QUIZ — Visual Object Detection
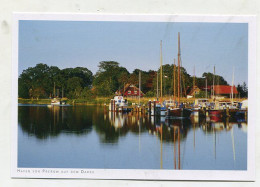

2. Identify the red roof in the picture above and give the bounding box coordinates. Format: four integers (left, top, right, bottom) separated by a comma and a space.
115, 84, 144, 97
213, 85, 238, 95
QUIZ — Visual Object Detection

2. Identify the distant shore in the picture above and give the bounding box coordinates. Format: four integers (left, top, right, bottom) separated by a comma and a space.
18, 97, 247, 106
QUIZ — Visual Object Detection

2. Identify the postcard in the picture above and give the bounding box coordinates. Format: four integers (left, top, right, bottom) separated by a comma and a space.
11, 13, 256, 180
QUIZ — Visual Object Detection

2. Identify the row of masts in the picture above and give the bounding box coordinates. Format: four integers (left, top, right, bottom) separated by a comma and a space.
155, 32, 235, 105
156, 32, 182, 104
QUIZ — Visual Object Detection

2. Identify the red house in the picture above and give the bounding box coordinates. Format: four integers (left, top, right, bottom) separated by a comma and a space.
213, 85, 238, 98
115, 84, 144, 98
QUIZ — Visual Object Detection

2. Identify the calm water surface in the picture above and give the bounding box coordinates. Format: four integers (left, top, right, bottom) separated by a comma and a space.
18, 104, 247, 170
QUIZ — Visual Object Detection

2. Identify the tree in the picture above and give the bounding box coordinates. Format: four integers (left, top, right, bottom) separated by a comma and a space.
237, 82, 248, 98
67, 77, 83, 99
31, 87, 46, 100
18, 63, 94, 99
18, 63, 50, 99
202, 72, 228, 86
94, 80, 113, 96
81, 87, 95, 99
18, 76, 30, 98
93, 61, 129, 96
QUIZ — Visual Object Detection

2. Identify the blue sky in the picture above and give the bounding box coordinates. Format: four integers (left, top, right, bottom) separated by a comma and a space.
19, 20, 248, 85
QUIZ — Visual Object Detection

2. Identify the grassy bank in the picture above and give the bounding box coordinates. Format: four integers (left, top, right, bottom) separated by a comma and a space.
18, 98, 52, 105
18, 98, 111, 105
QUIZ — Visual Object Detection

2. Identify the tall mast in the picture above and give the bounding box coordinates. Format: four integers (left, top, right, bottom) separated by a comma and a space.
157, 70, 159, 101
139, 70, 141, 106
213, 65, 215, 99
178, 32, 181, 104
193, 65, 195, 99
206, 78, 207, 99
173, 58, 176, 102
160, 40, 163, 99
231, 67, 234, 104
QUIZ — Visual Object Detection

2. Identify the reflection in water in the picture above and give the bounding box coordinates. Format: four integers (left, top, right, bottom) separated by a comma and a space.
18, 105, 93, 139
18, 105, 247, 170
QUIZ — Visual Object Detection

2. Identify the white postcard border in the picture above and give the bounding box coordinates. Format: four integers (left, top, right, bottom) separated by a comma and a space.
11, 13, 256, 181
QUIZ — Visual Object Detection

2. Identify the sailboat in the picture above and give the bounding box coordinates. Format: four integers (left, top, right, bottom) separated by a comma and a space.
150, 40, 167, 116
166, 32, 192, 118
208, 66, 225, 121
228, 68, 240, 117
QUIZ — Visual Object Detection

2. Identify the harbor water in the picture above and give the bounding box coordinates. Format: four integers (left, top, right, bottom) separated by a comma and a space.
18, 104, 247, 170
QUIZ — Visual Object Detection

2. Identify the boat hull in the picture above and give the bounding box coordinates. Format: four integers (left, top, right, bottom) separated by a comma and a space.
166, 108, 192, 118
209, 109, 224, 122
51, 102, 61, 105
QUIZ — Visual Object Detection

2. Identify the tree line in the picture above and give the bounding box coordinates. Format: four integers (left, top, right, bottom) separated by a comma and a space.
18, 61, 248, 99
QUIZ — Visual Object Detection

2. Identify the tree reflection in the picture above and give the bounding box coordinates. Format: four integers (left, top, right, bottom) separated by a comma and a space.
18, 105, 92, 139
19, 105, 246, 145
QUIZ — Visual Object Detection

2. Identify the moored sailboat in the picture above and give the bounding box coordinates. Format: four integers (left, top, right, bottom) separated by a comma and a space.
166, 32, 192, 118
150, 40, 167, 116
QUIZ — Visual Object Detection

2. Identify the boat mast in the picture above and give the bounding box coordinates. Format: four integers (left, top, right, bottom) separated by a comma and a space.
193, 65, 195, 99
213, 65, 215, 99
178, 32, 181, 104
173, 58, 176, 102
139, 70, 141, 106
157, 70, 159, 101
160, 40, 163, 99
206, 78, 207, 99
231, 67, 234, 105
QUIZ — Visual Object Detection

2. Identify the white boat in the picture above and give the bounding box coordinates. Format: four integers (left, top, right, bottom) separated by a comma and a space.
51, 98, 61, 105
109, 96, 128, 112
194, 98, 209, 109
164, 100, 175, 108
241, 100, 248, 110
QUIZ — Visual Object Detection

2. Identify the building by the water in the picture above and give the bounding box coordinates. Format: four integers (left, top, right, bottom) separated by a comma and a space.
115, 84, 144, 98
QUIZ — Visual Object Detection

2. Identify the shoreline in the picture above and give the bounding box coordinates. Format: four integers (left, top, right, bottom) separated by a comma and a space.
18, 97, 247, 106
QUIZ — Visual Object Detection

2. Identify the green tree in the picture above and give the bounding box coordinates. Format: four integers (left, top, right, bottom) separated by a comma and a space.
18, 63, 93, 99
67, 77, 83, 99
202, 72, 228, 86
93, 61, 129, 96
94, 80, 113, 96
81, 87, 95, 100
18, 63, 50, 98
31, 87, 46, 100
237, 82, 248, 98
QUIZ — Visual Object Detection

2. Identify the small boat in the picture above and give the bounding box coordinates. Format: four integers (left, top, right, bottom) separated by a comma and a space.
150, 101, 166, 116
109, 96, 128, 112
209, 109, 224, 122
164, 100, 176, 108
192, 99, 210, 117
236, 99, 248, 119
51, 98, 61, 105
51, 97, 67, 106
166, 107, 192, 118
208, 101, 224, 121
